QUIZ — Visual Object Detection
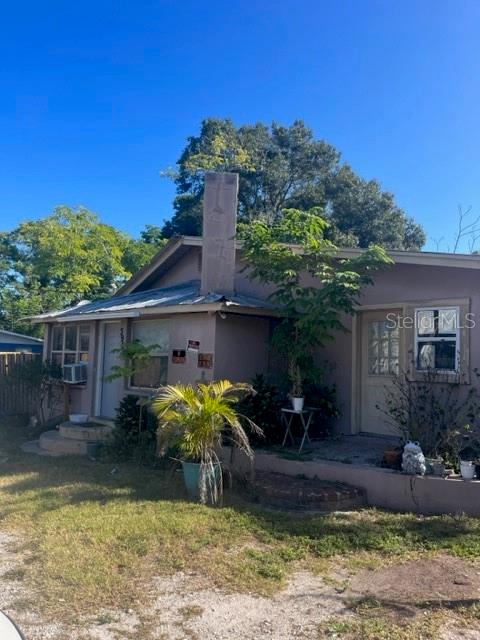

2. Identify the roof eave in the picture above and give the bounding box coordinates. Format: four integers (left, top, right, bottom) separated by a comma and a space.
34, 300, 279, 323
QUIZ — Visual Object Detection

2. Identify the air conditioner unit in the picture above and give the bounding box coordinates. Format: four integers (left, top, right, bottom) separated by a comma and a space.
63, 363, 87, 384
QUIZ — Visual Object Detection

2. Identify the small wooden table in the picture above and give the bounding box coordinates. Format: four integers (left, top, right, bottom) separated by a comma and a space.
281, 407, 318, 453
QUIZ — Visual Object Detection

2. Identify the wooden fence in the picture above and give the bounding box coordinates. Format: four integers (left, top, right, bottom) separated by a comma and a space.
0, 352, 42, 415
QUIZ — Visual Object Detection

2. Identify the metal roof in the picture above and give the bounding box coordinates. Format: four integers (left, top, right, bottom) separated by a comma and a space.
30, 280, 277, 322
0, 329, 43, 343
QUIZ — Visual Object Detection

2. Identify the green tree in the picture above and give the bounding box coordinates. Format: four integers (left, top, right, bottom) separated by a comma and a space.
239, 207, 393, 395
163, 118, 425, 250
0, 206, 166, 334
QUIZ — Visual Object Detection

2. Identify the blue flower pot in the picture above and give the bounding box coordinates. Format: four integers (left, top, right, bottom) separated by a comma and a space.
181, 460, 222, 502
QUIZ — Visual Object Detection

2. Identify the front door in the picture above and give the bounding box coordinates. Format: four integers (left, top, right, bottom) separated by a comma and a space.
359, 309, 403, 436
97, 322, 123, 419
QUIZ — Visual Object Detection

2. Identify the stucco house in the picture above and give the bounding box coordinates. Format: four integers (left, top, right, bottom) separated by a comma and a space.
31, 172, 480, 436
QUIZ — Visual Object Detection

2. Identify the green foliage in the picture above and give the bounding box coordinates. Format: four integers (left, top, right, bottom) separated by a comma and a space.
236, 375, 284, 446
303, 381, 340, 437
104, 340, 160, 382
103, 395, 158, 464
153, 380, 260, 503
163, 118, 426, 250
237, 375, 340, 446
380, 368, 480, 462
240, 207, 393, 395
0, 206, 166, 333
7, 359, 63, 424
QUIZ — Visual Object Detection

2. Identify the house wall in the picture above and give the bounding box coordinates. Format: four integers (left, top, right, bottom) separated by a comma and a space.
144, 248, 480, 435
214, 314, 270, 382
151, 248, 201, 289
167, 312, 216, 385
322, 263, 480, 434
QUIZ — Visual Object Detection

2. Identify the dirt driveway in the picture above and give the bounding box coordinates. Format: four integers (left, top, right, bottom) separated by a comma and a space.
1, 530, 479, 640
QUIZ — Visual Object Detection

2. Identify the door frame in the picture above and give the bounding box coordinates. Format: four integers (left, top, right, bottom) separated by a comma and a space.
350, 303, 405, 434
94, 320, 121, 418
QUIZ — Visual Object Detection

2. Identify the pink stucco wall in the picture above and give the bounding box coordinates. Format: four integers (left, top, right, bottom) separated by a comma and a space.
214, 314, 270, 382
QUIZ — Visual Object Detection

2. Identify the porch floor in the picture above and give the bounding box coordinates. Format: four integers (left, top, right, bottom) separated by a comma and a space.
277, 434, 401, 467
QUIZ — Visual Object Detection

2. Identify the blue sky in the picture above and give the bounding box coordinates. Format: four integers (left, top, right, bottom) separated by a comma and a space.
1, 0, 479, 251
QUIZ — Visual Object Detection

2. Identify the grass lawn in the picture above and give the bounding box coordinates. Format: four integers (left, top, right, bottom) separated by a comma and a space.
0, 422, 480, 638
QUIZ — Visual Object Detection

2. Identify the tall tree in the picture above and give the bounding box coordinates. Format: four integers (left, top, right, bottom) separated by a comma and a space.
163, 118, 426, 250
0, 206, 165, 334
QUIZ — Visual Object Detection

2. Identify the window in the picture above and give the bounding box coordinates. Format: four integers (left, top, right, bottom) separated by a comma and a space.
51, 324, 90, 366
130, 320, 169, 389
368, 321, 399, 375
415, 307, 459, 372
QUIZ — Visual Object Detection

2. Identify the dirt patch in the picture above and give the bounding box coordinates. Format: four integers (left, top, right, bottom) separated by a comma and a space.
348, 554, 480, 619
2, 533, 480, 639
85, 570, 349, 639
0, 532, 69, 639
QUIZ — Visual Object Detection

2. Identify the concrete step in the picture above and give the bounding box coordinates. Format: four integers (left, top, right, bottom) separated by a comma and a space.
58, 421, 113, 442
38, 430, 91, 455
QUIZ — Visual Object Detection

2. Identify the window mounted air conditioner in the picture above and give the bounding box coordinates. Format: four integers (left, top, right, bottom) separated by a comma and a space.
63, 363, 87, 384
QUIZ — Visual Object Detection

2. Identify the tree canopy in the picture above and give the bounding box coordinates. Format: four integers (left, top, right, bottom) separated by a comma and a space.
239, 207, 394, 391
163, 118, 425, 250
0, 207, 165, 335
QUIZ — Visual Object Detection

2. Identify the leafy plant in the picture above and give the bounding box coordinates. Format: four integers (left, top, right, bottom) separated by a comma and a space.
380, 367, 480, 464
7, 359, 63, 425
236, 374, 284, 446
104, 340, 160, 382
240, 207, 392, 396
303, 381, 340, 438
152, 380, 260, 503
0, 206, 166, 334
103, 395, 159, 464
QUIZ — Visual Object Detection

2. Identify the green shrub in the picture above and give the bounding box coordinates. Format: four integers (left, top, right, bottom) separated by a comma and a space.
103, 395, 158, 465
303, 381, 340, 438
237, 375, 340, 446
236, 375, 284, 446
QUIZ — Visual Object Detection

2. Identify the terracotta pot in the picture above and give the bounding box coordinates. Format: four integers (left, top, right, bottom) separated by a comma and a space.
383, 448, 403, 469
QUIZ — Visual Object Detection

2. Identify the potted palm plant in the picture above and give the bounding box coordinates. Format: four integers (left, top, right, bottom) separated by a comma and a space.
152, 380, 260, 504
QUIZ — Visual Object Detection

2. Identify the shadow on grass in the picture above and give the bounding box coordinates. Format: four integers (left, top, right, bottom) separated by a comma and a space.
348, 594, 480, 620
1, 424, 479, 561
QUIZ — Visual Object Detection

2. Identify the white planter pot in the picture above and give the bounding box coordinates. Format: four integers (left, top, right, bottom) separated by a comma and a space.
69, 413, 89, 424
460, 460, 476, 480
292, 397, 305, 411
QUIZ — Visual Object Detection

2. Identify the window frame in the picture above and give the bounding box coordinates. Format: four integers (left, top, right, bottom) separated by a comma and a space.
414, 306, 460, 373
50, 324, 91, 367
367, 319, 400, 377
127, 319, 169, 391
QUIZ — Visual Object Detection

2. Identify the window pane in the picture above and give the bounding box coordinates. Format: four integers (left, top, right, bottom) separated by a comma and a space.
132, 320, 169, 354
51, 353, 63, 366
417, 310, 435, 336
438, 309, 457, 336
64, 353, 76, 365
52, 326, 63, 351
79, 326, 90, 352
417, 340, 456, 371
65, 326, 78, 352
79, 352, 89, 362
368, 321, 399, 376
131, 356, 168, 388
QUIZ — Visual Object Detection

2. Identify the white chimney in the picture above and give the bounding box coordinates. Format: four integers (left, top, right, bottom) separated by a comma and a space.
200, 172, 239, 295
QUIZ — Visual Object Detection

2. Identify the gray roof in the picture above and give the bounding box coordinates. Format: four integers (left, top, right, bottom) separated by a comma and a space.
31, 280, 277, 322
